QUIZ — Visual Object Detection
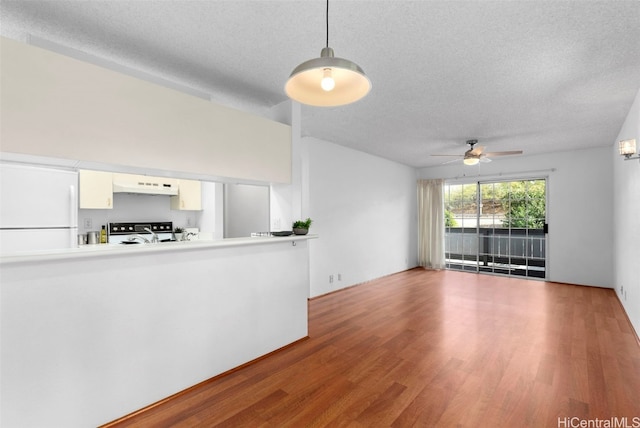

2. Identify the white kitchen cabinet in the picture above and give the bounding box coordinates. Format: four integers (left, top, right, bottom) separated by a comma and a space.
171, 179, 202, 211
79, 169, 113, 209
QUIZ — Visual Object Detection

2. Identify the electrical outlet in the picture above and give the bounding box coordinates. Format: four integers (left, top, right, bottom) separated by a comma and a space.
621, 286, 624, 294
187, 217, 192, 226
338, 273, 342, 281
83, 218, 92, 229
329, 275, 334, 284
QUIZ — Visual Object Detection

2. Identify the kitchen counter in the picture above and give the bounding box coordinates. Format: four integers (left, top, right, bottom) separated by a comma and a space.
1, 234, 315, 427
0, 234, 317, 264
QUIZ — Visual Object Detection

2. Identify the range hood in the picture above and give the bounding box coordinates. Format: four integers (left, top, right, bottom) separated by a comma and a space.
112, 175, 178, 196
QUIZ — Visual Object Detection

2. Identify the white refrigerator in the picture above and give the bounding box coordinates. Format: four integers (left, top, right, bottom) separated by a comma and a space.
0, 163, 78, 255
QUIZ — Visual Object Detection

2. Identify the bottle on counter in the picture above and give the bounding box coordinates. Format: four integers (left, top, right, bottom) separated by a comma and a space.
100, 225, 107, 244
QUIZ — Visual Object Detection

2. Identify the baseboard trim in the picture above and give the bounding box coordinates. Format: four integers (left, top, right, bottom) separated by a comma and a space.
99, 336, 309, 427
613, 292, 640, 348
309, 267, 421, 301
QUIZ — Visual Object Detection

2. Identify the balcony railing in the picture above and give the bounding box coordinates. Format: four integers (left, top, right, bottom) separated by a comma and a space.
445, 227, 546, 278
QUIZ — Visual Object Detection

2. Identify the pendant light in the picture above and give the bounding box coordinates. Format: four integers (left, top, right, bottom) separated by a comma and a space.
285, 0, 371, 107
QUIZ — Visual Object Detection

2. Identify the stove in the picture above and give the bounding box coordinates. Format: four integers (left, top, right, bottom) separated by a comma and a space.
108, 222, 174, 244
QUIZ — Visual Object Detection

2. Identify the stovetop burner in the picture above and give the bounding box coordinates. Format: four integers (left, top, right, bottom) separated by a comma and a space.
108, 222, 173, 244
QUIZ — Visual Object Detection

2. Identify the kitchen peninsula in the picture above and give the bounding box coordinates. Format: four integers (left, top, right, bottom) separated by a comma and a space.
1, 235, 316, 427
1, 36, 305, 428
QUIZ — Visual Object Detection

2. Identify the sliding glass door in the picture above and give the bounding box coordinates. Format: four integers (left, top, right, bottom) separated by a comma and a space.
444, 179, 547, 279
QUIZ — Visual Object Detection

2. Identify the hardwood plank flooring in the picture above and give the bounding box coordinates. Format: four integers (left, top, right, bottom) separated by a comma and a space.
105, 269, 640, 427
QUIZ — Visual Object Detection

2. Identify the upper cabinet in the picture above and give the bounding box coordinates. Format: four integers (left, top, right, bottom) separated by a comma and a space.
1, 37, 292, 184
79, 169, 201, 210
171, 179, 202, 211
79, 170, 113, 209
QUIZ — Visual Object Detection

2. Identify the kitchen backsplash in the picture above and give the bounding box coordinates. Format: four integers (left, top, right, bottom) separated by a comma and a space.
79, 193, 198, 233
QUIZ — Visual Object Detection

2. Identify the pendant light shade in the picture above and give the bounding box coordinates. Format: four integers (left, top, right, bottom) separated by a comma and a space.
286, 47, 371, 107
285, 0, 371, 107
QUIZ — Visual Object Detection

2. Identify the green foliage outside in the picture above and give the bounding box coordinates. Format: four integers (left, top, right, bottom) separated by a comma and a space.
499, 181, 545, 228
444, 180, 545, 229
447, 183, 478, 205
445, 210, 458, 227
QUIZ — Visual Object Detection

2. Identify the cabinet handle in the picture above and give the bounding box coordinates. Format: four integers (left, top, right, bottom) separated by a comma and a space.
107, 197, 111, 207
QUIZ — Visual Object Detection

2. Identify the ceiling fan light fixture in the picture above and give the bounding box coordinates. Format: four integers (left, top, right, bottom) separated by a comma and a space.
464, 157, 480, 166
431, 139, 523, 165
285, 0, 371, 107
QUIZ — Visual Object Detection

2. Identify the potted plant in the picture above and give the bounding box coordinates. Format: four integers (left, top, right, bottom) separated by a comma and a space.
173, 227, 185, 241
292, 218, 313, 235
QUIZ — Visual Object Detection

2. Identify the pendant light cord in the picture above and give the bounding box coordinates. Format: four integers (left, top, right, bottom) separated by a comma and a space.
325, 0, 329, 48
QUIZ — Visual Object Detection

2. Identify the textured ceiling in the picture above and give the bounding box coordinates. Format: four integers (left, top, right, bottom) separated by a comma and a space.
2, 1, 640, 168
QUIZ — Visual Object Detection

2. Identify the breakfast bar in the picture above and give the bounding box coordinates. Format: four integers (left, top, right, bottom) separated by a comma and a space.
0, 235, 316, 427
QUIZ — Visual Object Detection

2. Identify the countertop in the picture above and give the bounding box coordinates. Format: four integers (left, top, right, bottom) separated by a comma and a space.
0, 234, 318, 264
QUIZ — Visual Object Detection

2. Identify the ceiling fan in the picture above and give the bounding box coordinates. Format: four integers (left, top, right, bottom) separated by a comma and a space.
432, 139, 523, 165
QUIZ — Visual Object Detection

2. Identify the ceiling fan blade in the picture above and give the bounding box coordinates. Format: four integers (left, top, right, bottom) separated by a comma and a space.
441, 158, 462, 165
484, 150, 523, 157
469, 145, 485, 156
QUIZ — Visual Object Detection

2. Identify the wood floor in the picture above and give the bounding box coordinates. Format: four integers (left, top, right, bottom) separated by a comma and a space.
105, 269, 640, 427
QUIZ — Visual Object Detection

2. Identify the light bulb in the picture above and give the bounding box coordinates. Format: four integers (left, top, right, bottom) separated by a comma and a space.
321, 68, 335, 91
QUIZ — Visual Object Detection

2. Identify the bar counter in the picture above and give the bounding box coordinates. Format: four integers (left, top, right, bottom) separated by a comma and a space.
0, 235, 316, 427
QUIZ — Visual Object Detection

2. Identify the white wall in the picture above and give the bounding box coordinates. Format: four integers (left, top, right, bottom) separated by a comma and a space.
305, 137, 418, 297
613, 87, 640, 335
418, 146, 614, 288
196, 181, 222, 239
1, 37, 292, 184
269, 101, 303, 232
